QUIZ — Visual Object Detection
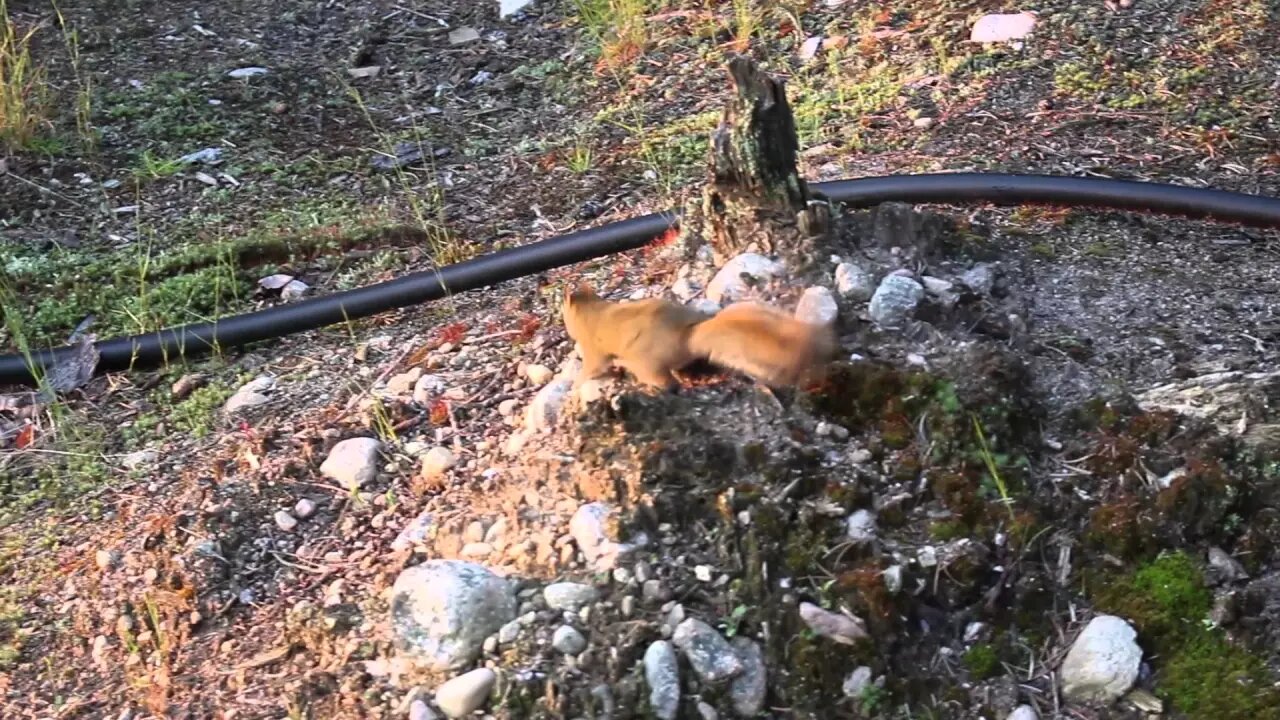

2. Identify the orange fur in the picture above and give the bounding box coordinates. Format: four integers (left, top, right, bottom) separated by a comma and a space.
562, 284, 837, 391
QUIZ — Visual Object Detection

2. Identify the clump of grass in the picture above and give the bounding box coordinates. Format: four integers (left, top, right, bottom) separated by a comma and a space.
567, 141, 593, 174
51, 0, 92, 150
962, 643, 1000, 679
133, 149, 185, 179
0, 0, 49, 151
574, 0, 649, 71
170, 383, 234, 438
731, 0, 759, 53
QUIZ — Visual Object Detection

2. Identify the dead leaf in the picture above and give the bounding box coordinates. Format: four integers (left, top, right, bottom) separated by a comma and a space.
45, 334, 99, 394
15, 424, 35, 449
225, 643, 295, 673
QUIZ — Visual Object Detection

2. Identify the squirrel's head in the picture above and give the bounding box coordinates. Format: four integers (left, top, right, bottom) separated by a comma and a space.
561, 282, 599, 342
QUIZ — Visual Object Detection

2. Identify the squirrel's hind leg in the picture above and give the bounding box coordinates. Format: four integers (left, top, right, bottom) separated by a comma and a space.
630, 364, 681, 394
578, 345, 614, 381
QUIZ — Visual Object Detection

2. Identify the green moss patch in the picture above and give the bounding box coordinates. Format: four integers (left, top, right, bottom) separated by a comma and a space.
1092, 552, 1280, 719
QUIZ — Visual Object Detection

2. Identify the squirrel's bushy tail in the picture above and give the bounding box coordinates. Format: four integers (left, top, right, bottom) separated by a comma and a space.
686, 302, 837, 387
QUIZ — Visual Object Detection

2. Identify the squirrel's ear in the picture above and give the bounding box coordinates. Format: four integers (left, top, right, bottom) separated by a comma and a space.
566, 282, 596, 305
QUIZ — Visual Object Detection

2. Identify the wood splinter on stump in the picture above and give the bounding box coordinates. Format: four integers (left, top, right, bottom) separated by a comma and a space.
695, 55, 832, 266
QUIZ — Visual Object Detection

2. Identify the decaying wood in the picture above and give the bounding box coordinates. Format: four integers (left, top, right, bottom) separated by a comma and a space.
672, 55, 833, 270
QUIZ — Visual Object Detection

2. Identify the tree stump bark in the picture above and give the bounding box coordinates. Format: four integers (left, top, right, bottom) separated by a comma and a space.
674, 55, 831, 270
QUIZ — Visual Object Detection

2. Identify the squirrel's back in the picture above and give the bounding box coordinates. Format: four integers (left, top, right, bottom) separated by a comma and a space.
687, 302, 837, 387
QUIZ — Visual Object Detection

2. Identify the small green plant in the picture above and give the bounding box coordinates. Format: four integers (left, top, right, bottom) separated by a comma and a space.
722, 604, 749, 638
170, 383, 234, 438
860, 683, 888, 714
972, 416, 1016, 521
367, 396, 398, 445
134, 149, 185, 179
567, 141, 593, 174
962, 643, 1000, 679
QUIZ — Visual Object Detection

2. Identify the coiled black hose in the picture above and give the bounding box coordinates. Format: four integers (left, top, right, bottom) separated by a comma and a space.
4, 172, 1280, 387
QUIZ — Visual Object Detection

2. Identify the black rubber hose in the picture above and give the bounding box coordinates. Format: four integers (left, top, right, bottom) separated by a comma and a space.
4, 172, 1280, 387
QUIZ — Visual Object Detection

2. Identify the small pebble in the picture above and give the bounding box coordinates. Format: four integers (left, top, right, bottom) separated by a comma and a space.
552, 625, 588, 655
274, 511, 298, 532
434, 668, 496, 718
293, 498, 316, 519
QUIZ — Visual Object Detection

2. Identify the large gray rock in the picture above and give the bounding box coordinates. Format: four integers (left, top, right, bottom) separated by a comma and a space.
1060, 615, 1141, 703
390, 560, 517, 671
672, 618, 743, 683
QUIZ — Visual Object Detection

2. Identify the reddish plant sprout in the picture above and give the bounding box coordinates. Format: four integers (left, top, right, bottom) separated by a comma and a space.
516, 315, 542, 343
436, 322, 468, 346
428, 400, 450, 426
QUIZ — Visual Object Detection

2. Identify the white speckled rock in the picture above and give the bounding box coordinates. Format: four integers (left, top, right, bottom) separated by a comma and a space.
390, 560, 517, 671
1060, 615, 1141, 703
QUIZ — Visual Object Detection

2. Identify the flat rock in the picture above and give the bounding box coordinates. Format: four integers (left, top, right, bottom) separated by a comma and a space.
842, 666, 873, 698
543, 582, 599, 611
672, 618, 743, 683
223, 390, 269, 415
390, 560, 517, 671
970, 12, 1037, 43
435, 667, 495, 718
387, 367, 423, 395
227, 66, 268, 78
798, 602, 868, 645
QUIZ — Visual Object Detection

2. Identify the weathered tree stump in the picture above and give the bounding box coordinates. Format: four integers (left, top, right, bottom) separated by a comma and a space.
673, 55, 832, 270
